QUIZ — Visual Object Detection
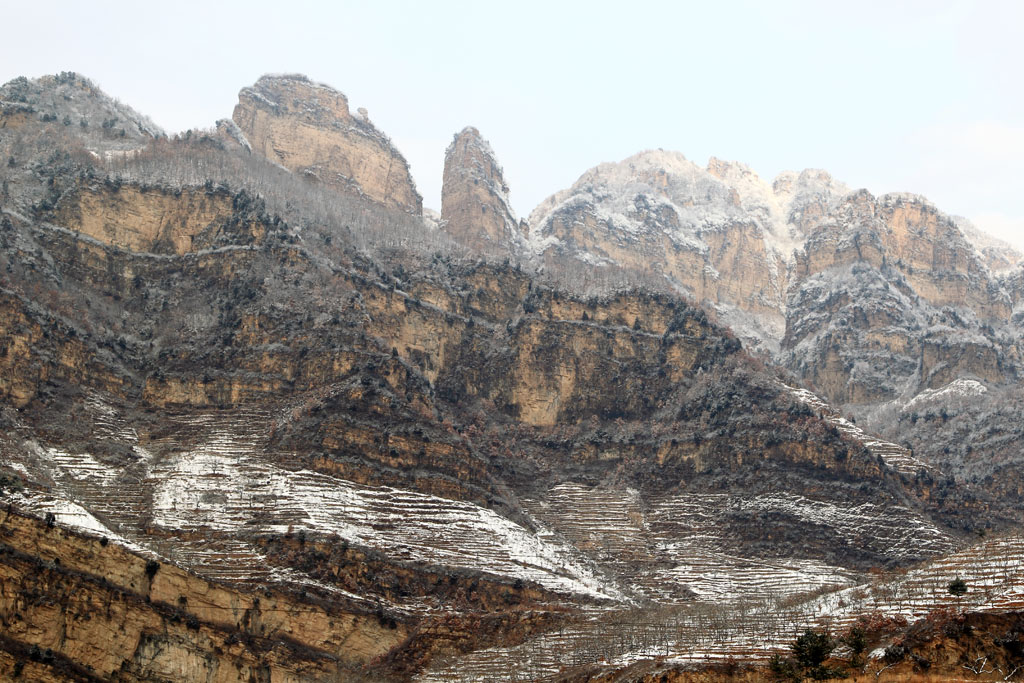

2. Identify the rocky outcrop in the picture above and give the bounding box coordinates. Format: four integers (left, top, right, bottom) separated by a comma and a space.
0, 72, 159, 144
53, 184, 273, 255
0, 509, 405, 682
441, 126, 523, 253
782, 190, 1020, 407
529, 151, 803, 352
232, 74, 422, 213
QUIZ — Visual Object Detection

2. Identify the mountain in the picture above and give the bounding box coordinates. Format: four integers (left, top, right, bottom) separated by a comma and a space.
507, 144, 1023, 515
0, 72, 1022, 681
232, 74, 422, 213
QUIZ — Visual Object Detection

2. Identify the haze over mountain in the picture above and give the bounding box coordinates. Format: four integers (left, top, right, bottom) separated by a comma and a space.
1, 69, 1023, 681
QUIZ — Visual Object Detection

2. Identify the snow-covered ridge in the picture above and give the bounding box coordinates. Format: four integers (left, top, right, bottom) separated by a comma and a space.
903, 378, 988, 411
784, 384, 937, 475
526, 149, 849, 261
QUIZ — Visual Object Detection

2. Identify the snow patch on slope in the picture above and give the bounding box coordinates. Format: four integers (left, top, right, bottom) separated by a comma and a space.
150, 448, 622, 601
785, 384, 938, 475
903, 378, 988, 411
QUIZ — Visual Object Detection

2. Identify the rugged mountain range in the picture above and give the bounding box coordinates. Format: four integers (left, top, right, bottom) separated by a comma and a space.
0, 72, 1022, 681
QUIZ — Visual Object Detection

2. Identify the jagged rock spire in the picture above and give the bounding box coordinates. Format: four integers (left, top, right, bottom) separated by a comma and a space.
441, 126, 523, 253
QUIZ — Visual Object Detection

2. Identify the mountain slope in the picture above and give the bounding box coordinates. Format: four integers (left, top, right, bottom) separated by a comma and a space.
0, 71, 1018, 680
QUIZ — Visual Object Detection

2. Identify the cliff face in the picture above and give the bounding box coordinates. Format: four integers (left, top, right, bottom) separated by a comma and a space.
53, 184, 271, 255
876, 195, 1008, 318
0, 509, 407, 682
441, 127, 523, 253
232, 74, 422, 213
2, 70, 1022, 679
528, 152, 809, 352
782, 190, 1020, 408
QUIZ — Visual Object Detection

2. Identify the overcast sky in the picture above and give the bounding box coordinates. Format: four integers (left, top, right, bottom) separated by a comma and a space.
2, 0, 1022, 248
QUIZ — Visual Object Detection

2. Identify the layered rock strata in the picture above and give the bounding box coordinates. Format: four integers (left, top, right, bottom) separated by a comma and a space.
232, 74, 422, 213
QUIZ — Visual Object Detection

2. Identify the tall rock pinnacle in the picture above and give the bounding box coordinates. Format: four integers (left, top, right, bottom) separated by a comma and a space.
441, 126, 523, 253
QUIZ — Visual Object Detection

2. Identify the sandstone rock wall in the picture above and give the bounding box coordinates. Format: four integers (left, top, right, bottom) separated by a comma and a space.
441, 126, 521, 252
0, 509, 404, 682
54, 185, 264, 255
232, 74, 422, 213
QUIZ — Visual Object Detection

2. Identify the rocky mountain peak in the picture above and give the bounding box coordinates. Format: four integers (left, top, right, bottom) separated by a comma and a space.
238, 74, 351, 124
706, 156, 757, 183
440, 126, 522, 252
232, 74, 422, 214
524, 150, 791, 352
0, 71, 161, 144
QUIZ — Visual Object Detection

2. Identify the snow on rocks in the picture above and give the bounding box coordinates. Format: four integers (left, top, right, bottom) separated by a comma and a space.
10, 490, 148, 555
903, 378, 988, 412
150, 447, 621, 601
784, 383, 937, 475
140, 411, 622, 601
524, 482, 949, 607
805, 533, 1024, 626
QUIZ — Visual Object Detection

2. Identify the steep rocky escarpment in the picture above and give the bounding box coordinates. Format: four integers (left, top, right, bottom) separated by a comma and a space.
232, 74, 422, 213
53, 183, 273, 255
0, 509, 405, 682
876, 194, 1009, 319
2, 70, 1022, 679
440, 126, 523, 253
782, 190, 1021, 409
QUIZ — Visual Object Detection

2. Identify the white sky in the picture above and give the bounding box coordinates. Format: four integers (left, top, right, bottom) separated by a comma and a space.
2, 0, 1023, 249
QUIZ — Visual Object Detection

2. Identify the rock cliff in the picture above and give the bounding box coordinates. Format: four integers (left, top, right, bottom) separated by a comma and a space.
441, 126, 523, 253
54, 184, 272, 255
232, 74, 422, 213
782, 190, 1020, 409
1, 70, 1021, 679
528, 151, 805, 352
